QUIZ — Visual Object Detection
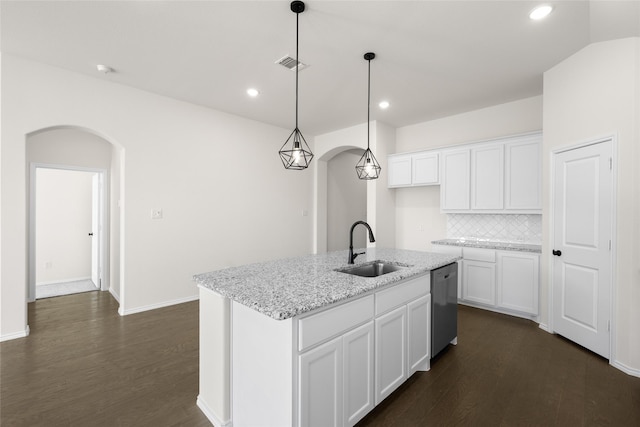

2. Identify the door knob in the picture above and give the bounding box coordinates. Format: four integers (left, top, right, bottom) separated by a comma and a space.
552, 249, 562, 256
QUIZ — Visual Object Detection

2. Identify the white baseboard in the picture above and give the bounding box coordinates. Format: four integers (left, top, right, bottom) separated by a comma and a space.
197, 395, 232, 427
109, 287, 121, 303
118, 294, 199, 316
538, 322, 551, 333
36, 276, 92, 286
611, 359, 640, 378
458, 301, 538, 322
1, 325, 30, 342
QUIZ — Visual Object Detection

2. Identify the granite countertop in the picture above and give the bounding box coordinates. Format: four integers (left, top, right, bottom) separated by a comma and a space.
432, 238, 542, 253
193, 248, 460, 321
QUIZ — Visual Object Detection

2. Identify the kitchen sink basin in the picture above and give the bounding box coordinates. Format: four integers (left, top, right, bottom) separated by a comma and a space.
336, 261, 407, 278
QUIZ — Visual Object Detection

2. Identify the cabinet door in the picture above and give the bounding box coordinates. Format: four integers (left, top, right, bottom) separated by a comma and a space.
343, 322, 374, 427
505, 137, 541, 210
441, 149, 470, 210
462, 260, 496, 306
412, 152, 439, 185
387, 154, 412, 187
471, 144, 504, 210
497, 252, 539, 315
374, 306, 407, 405
407, 294, 430, 376
299, 337, 343, 427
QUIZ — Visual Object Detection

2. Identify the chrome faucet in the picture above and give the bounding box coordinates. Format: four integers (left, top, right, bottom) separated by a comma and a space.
348, 221, 376, 264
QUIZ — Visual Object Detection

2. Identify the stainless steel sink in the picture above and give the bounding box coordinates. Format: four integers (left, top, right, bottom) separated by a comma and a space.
336, 261, 407, 277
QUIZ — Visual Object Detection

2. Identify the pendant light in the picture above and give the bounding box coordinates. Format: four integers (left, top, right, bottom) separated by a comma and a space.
356, 52, 381, 180
279, 1, 314, 170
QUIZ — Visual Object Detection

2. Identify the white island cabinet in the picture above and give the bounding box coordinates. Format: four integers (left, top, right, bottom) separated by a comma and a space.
194, 248, 460, 427
207, 273, 430, 427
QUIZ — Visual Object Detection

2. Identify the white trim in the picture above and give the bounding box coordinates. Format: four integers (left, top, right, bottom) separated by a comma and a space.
197, 395, 232, 427
610, 360, 640, 379
109, 287, 121, 304
0, 325, 30, 342
36, 276, 92, 286
538, 323, 551, 333
118, 294, 199, 316
549, 134, 617, 362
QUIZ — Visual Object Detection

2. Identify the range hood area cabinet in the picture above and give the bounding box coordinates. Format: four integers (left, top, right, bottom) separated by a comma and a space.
440, 132, 542, 213
388, 151, 439, 187
387, 132, 541, 214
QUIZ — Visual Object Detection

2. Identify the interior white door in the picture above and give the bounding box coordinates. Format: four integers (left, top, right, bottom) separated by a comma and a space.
552, 140, 612, 359
91, 173, 101, 289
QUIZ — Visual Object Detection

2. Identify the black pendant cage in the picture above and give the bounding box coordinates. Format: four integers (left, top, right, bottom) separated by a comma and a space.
279, 127, 314, 170
355, 147, 381, 180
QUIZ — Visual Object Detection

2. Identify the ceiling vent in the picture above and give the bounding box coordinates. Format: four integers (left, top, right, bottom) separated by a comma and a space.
275, 55, 309, 71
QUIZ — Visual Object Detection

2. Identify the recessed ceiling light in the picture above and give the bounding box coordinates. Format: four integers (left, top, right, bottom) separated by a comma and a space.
247, 88, 259, 97
379, 101, 390, 110
529, 5, 553, 20
96, 64, 114, 74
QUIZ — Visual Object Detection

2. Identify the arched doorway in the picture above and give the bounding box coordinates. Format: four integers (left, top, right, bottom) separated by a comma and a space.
326, 149, 367, 251
26, 126, 122, 306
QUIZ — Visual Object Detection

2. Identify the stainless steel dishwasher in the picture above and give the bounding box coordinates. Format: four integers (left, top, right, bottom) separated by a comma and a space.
431, 262, 458, 358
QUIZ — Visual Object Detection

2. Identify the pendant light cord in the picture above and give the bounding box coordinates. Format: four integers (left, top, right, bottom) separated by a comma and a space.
367, 57, 371, 150
295, 10, 299, 130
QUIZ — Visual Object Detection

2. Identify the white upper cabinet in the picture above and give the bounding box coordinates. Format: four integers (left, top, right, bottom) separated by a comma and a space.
412, 152, 439, 185
388, 152, 439, 188
440, 132, 541, 213
440, 149, 470, 210
504, 135, 542, 210
471, 144, 504, 210
387, 154, 412, 187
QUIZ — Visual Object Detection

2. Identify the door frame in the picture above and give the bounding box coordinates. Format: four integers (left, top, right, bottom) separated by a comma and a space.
548, 134, 617, 362
28, 162, 109, 301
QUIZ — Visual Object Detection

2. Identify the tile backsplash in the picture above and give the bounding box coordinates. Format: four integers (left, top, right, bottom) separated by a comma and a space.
447, 214, 541, 244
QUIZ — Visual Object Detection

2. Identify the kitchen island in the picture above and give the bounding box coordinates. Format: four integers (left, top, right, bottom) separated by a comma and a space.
194, 248, 459, 427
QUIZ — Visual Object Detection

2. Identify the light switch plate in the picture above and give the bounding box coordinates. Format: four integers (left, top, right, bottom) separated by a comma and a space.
151, 209, 163, 219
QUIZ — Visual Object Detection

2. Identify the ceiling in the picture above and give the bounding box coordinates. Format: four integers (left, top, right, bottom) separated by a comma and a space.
2, 1, 639, 135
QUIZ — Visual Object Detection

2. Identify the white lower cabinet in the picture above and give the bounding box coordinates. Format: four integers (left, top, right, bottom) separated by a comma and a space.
462, 260, 496, 306
497, 251, 539, 315
407, 294, 431, 376
458, 247, 540, 318
299, 337, 343, 427
343, 322, 374, 426
298, 321, 375, 427
374, 305, 407, 405
298, 274, 430, 426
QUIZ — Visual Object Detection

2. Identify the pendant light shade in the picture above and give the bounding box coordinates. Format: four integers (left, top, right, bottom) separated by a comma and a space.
356, 52, 381, 180
279, 1, 314, 170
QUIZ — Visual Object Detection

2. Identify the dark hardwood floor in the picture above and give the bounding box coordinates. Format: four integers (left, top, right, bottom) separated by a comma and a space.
2, 292, 639, 426
358, 305, 640, 427
1, 292, 210, 427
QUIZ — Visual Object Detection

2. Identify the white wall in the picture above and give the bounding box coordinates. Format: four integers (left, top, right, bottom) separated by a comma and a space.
327, 150, 366, 251
543, 37, 640, 374
35, 169, 93, 284
394, 96, 543, 250
1, 54, 314, 339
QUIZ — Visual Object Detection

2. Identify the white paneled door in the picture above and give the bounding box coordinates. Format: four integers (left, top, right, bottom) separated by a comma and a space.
552, 140, 613, 359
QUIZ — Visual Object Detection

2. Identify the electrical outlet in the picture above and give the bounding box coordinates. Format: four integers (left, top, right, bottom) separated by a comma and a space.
151, 209, 163, 220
